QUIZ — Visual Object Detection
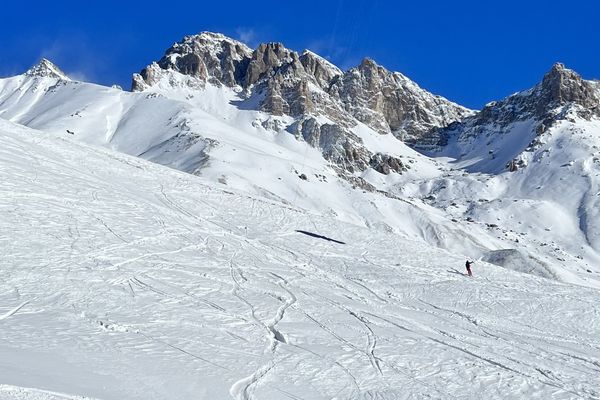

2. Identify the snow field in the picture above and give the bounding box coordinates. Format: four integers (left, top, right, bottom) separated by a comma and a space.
1, 120, 600, 399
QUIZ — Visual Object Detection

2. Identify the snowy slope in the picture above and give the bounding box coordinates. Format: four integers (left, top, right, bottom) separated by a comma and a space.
2, 118, 600, 399
3, 60, 600, 289
0, 63, 513, 263
411, 65, 600, 286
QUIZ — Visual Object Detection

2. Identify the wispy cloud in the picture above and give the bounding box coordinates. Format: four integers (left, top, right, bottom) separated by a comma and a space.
235, 27, 258, 47
304, 39, 361, 71
35, 32, 107, 83
305, 39, 345, 59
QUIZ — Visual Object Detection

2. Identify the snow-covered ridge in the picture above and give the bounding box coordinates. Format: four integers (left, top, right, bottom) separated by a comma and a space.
432, 63, 600, 152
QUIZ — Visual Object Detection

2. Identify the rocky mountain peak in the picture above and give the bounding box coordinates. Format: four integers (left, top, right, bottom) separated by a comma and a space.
358, 57, 378, 70
130, 32, 471, 174
25, 58, 70, 80
538, 62, 598, 109
427, 62, 600, 172
330, 57, 471, 139
243, 42, 297, 87
460, 62, 600, 131
132, 31, 253, 90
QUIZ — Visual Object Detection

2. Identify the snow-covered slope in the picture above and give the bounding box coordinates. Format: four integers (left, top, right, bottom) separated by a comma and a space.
0, 63, 208, 171
409, 64, 600, 286
3, 56, 600, 289
2, 118, 600, 399
0, 58, 501, 262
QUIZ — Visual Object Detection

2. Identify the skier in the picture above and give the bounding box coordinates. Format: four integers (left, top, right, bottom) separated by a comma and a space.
465, 260, 473, 276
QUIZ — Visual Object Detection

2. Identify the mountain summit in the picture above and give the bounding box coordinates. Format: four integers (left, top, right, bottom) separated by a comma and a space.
537, 62, 600, 117
25, 58, 70, 80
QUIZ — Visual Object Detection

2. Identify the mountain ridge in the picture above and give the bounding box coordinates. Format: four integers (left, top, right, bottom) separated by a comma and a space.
131, 31, 472, 143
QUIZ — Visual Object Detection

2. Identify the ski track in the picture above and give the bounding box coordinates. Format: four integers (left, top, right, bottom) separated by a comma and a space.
0, 301, 30, 321
0, 120, 600, 399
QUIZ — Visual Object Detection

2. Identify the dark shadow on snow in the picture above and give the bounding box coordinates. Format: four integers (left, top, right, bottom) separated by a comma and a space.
295, 230, 346, 245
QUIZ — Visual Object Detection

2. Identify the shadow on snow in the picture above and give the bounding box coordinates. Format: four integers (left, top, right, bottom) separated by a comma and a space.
295, 230, 346, 245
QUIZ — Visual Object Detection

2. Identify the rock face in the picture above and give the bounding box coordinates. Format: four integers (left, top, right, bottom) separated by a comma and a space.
369, 153, 407, 175
288, 117, 370, 173
131, 32, 470, 175
537, 63, 600, 115
26, 58, 70, 81
132, 33, 252, 91
329, 58, 471, 139
299, 50, 342, 90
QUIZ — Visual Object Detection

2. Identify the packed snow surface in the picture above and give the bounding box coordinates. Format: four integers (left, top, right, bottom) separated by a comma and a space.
1, 119, 600, 399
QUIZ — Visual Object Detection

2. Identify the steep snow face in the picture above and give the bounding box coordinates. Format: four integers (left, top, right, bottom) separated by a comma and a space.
0, 72, 212, 172
440, 119, 600, 266
1, 118, 600, 400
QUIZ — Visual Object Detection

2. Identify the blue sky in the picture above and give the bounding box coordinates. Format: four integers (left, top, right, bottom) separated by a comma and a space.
1, 0, 598, 109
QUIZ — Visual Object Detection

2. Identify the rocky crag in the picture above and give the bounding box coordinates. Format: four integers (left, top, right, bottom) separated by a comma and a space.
132, 32, 471, 176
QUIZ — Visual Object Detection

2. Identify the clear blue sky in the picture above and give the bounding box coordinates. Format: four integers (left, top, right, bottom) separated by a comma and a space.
1, 0, 598, 109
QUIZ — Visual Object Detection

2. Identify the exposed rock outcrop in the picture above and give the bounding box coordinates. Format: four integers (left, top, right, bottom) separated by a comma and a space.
132, 33, 252, 91
329, 58, 471, 139
132, 32, 469, 139
369, 153, 407, 175
470, 63, 600, 129
288, 117, 370, 173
